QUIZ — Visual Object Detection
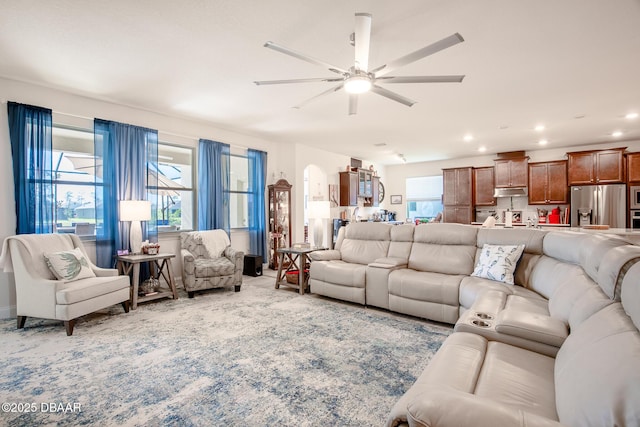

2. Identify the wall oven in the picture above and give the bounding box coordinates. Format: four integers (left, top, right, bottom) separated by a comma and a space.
630, 186, 640, 210
631, 210, 640, 230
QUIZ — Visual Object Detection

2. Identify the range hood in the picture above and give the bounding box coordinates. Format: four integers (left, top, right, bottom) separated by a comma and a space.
493, 187, 528, 198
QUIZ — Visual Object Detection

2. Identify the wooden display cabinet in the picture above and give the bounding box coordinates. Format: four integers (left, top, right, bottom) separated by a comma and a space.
268, 179, 292, 270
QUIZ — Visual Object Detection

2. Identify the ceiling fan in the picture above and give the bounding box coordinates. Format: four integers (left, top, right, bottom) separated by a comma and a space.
255, 13, 465, 115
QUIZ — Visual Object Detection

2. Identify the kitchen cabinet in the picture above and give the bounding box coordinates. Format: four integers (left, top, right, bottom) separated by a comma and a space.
528, 160, 568, 204
473, 167, 496, 206
358, 169, 373, 198
339, 171, 359, 206
567, 148, 625, 185
268, 179, 292, 269
627, 152, 640, 183
495, 158, 528, 188
340, 169, 379, 206
364, 175, 379, 207
443, 167, 473, 224
443, 206, 473, 225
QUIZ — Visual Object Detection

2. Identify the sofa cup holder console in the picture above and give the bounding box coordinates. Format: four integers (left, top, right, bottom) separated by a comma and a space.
474, 312, 494, 320
471, 319, 492, 328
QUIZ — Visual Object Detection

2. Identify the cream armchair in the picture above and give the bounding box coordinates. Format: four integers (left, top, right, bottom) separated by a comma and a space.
0, 234, 130, 336
180, 230, 244, 298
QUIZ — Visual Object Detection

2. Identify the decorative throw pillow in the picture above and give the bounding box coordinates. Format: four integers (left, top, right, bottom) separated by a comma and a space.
44, 248, 96, 281
472, 244, 525, 285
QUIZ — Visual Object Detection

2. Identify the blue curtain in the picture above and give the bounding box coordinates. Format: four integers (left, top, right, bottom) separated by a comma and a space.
248, 149, 268, 260
198, 139, 230, 232
94, 119, 158, 267
7, 102, 54, 234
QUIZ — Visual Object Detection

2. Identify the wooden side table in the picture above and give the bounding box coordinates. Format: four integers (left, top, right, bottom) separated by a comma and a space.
116, 253, 178, 309
275, 247, 325, 295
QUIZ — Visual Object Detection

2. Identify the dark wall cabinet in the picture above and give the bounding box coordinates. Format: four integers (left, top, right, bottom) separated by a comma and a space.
473, 167, 496, 206
567, 148, 625, 185
495, 158, 528, 188
339, 171, 358, 206
339, 169, 379, 207
443, 167, 473, 224
626, 152, 640, 183
528, 161, 568, 205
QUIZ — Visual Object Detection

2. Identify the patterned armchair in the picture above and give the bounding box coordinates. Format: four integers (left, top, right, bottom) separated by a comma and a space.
180, 230, 244, 298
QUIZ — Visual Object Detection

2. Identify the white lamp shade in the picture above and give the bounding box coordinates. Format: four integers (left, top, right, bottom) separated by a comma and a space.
308, 201, 331, 219
119, 200, 152, 221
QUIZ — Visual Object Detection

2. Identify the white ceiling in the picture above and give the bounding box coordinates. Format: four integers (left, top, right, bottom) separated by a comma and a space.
1, 0, 639, 165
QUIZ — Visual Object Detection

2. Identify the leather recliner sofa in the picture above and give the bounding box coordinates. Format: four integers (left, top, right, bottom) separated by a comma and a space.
308, 222, 640, 426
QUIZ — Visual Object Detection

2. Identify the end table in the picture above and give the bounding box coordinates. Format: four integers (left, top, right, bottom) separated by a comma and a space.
116, 253, 178, 309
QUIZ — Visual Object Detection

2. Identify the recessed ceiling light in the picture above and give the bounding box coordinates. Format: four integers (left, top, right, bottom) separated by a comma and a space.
478, 146, 486, 152
499, 125, 509, 130
535, 124, 545, 132
574, 114, 585, 119
626, 112, 638, 120
612, 130, 623, 138
463, 134, 473, 142
538, 139, 548, 145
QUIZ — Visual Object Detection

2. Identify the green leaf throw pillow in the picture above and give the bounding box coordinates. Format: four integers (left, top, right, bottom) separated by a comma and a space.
471, 244, 525, 285
44, 248, 96, 281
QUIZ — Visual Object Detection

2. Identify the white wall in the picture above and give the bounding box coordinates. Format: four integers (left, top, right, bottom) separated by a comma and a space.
385, 140, 640, 222
292, 144, 385, 246
0, 77, 283, 318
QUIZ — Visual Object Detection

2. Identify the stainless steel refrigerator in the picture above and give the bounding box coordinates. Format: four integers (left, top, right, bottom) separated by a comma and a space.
570, 184, 626, 228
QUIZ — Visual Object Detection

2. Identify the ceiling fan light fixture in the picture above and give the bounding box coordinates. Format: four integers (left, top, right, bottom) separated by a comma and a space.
344, 75, 372, 94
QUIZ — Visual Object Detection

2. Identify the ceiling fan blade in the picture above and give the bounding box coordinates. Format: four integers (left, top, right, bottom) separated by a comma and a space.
354, 13, 372, 71
254, 77, 344, 85
293, 83, 344, 109
376, 75, 465, 83
264, 41, 348, 76
371, 85, 416, 107
349, 94, 358, 115
372, 33, 464, 78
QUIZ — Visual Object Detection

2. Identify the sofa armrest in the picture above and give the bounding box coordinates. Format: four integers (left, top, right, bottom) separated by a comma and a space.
405, 388, 566, 427
495, 309, 568, 348
181, 248, 195, 263
309, 250, 341, 261
224, 246, 244, 262
92, 266, 119, 277
224, 247, 244, 286
370, 257, 408, 269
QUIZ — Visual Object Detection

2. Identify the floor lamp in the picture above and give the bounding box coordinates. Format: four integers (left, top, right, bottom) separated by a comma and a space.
119, 200, 152, 254
308, 201, 330, 249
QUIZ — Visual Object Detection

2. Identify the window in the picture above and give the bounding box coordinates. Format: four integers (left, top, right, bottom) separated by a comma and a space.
229, 154, 249, 229
406, 176, 443, 221
149, 143, 194, 232
52, 126, 99, 236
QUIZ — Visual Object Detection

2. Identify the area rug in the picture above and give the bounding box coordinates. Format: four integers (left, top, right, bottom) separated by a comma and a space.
0, 274, 452, 426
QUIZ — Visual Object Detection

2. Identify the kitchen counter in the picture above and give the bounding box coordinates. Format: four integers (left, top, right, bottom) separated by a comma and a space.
471, 222, 640, 244
471, 222, 571, 228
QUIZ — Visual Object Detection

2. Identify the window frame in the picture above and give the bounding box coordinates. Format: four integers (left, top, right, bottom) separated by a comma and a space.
152, 141, 195, 233
51, 124, 102, 238
228, 153, 250, 230
406, 175, 444, 222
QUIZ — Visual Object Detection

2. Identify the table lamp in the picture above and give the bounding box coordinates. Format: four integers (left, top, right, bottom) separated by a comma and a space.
119, 200, 151, 254
308, 200, 331, 248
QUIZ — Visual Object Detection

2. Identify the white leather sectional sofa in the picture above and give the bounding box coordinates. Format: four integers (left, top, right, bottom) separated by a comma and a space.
308, 222, 640, 426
